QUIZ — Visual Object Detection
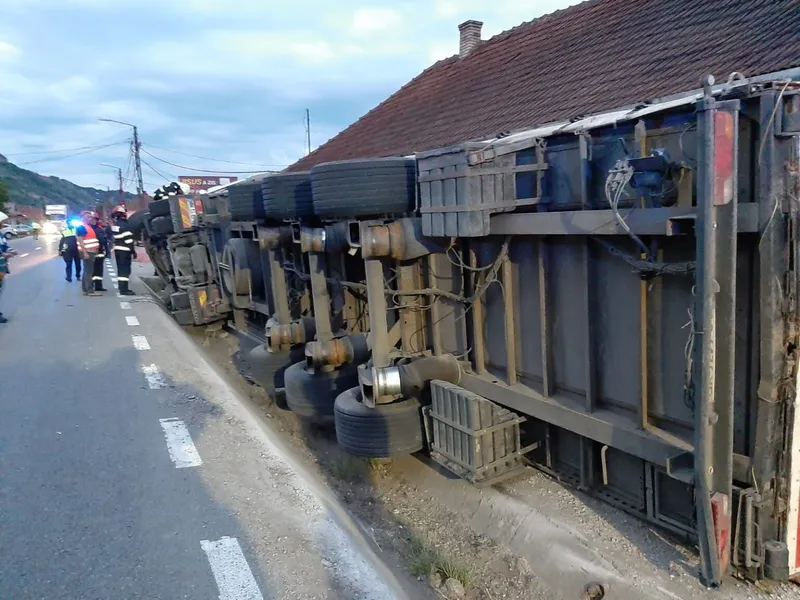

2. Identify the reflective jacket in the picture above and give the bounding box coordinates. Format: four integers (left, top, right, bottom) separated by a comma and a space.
112, 222, 136, 257
77, 224, 101, 253
59, 227, 78, 254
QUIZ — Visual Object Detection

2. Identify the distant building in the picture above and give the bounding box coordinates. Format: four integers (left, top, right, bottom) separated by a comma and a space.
5, 202, 44, 225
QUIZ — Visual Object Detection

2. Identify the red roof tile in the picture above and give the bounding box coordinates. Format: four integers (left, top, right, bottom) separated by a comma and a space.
288, 0, 800, 172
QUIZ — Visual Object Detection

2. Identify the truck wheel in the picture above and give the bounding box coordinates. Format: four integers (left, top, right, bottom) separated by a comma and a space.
246, 345, 304, 408
228, 176, 268, 221
310, 157, 416, 219
127, 211, 149, 239
149, 216, 174, 236
334, 387, 424, 458
148, 199, 171, 218
284, 361, 359, 426
262, 172, 313, 220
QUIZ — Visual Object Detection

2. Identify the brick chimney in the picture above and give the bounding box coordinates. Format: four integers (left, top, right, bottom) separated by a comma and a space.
458, 20, 483, 58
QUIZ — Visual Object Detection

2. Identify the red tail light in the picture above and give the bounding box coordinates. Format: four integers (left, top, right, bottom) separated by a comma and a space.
713, 111, 736, 206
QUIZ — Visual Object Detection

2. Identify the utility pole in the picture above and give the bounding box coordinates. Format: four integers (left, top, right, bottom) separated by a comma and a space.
99, 118, 144, 198
305, 109, 311, 155
132, 126, 144, 197
117, 167, 124, 206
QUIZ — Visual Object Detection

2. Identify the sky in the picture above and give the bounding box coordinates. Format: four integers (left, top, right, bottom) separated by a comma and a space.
0, 0, 577, 193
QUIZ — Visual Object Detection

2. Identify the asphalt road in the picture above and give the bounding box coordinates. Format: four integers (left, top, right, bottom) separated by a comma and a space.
0, 235, 411, 600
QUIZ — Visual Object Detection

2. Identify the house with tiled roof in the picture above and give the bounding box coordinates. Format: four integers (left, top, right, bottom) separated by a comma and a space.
288, 0, 799, 172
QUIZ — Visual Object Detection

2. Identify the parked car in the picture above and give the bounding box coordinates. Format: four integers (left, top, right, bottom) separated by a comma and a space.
1, 225, 19, 239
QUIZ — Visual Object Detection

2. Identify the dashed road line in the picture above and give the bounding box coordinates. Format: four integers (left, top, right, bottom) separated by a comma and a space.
35, 247, 41, 250
159, 418, 203, 468
142, 364, 167, 389
20, 253, 29, 258
120, 301, 131, 309
201, 537, 263, 600
132, 335, 150, 350
125, 315, 140, 326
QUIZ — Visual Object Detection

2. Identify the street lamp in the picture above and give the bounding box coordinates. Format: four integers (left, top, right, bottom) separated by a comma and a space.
98, 118, 143, 197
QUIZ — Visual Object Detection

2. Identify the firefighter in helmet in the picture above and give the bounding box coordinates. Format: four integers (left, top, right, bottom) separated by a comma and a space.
111, 205, 137, 296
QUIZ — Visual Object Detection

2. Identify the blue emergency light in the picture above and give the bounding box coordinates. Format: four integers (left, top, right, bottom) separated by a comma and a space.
69, 219, 82, 228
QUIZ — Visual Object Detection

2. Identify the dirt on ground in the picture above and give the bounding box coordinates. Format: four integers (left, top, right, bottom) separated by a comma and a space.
192, 328, 551, 600
189, 327, 800, 600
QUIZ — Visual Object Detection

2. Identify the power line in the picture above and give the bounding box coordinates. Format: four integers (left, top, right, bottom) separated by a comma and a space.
140, 156, 176, 183
140, 148, 277, 174
143, 142, 288, 168
16, 141, 130, 166
6, 136, 130, 156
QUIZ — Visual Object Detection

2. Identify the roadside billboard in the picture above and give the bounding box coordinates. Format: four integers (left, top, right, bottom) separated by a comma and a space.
178, 176, 238, 192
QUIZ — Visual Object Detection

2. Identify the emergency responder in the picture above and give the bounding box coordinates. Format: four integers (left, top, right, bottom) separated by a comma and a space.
111, 205, 136, 296
93, 218, 109, 293
58, 223, 81, 282
31, 221, 41, 240
75, 211, 102, 296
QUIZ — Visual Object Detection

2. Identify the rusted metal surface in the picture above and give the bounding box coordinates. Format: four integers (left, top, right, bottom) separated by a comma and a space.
305, 333, 370, 370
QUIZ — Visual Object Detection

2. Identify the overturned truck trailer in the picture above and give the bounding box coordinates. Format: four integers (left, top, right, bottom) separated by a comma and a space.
143, 75, 800, 586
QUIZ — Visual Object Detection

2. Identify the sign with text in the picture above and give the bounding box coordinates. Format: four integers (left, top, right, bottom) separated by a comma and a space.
178, 176, 238, 192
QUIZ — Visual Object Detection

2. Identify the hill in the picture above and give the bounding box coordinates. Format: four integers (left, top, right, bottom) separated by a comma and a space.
0, 152, 136, 212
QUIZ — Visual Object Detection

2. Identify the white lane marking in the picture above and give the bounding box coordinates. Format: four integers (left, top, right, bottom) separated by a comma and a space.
142, 364, 167, 389
132, 335, 150, 350
111, 277, 118, 282
20, 253, 29, 258
120, 301, 131, 309
35, 246, 41, 250
159, 418, 203, 468
126, 316, 140, 326
113, 283, 118, 289
201, 537, 263, 600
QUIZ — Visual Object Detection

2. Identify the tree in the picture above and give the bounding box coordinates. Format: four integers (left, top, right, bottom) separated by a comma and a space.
0, 180, 8, 213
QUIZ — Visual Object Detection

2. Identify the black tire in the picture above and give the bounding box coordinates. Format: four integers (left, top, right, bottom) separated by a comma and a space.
149, 216, 174, 236
245, 345, 304, 408
310, 157, 416, 219
261, 172, 313, 220
228, 176, 268, 221
334, 387, 424, 458
126, 211, 150, 239
284, 362, 359, 425
149, 199, 171, 218
220, 238, 264, 297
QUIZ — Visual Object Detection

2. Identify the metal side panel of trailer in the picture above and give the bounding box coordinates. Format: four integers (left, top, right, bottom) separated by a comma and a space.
366, 79, 800, 585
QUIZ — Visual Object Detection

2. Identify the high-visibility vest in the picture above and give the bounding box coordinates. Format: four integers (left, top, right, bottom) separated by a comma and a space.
81, 225, 100, 252
61, 227, 76, 238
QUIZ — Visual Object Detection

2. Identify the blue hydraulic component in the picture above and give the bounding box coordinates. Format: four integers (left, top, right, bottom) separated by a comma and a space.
628, 148, 680, 207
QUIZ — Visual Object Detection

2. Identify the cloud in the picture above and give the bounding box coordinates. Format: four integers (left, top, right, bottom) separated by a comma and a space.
0, 41, 19, 61
0, 0, 581, 191
350, 7, 403, 35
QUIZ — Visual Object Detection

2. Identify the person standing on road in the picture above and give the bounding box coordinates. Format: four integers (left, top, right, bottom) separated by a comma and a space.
0, 234, 13, 323
31, 221, 40, 240
110, 205, 136, 296
75, 211, 102, 296
92, 218, 109, 293
58, 223, 81, 282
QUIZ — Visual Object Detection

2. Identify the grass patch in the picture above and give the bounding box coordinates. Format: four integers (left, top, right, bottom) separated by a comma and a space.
408, 533, 474, 589
327, 456, 367, 482
368, 457, 392, 476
